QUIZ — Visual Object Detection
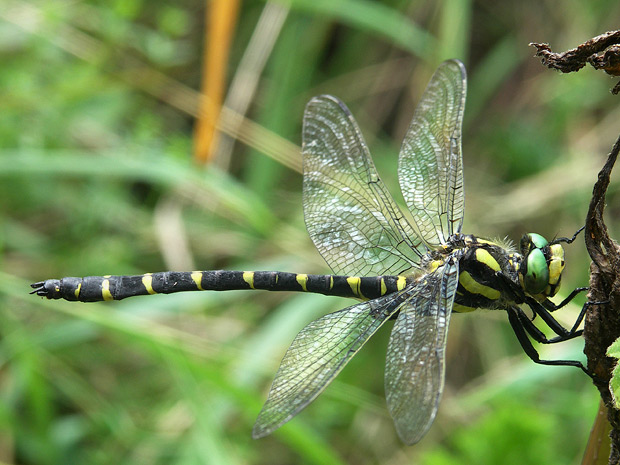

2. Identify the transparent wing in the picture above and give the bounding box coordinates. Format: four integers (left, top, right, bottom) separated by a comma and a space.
385, 255, 460, 445
303, 95, 426, 277
252, 289, 409, 439
398, 60, 467, 246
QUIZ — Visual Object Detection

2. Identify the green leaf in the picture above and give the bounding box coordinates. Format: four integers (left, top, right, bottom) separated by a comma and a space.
606, 337, 620, 408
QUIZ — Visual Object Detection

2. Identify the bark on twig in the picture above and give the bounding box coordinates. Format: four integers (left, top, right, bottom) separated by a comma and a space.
532, 29, 620, 464
530, 30, 620, 94
583, 134, 620, 464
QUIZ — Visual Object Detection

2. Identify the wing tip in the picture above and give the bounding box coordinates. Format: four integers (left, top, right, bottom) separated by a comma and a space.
305, 94, 350, 115
252, 408, 298, 440
251, 423, 271, 440
437, 59, 467, 85
393, 413, 437, 446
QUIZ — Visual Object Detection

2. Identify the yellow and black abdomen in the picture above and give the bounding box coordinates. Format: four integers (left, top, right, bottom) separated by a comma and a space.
31, 270, 409, 302
452, 240, 518, 313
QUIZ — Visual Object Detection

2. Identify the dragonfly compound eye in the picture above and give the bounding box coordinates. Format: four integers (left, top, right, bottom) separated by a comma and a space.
523, 248, 550, 295
520, 232, 548, 256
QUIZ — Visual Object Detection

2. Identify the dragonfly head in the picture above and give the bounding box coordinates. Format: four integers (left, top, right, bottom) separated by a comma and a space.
518, 233, 565, 299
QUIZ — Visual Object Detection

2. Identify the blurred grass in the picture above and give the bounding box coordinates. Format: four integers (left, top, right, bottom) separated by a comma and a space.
1, 0, 619, 464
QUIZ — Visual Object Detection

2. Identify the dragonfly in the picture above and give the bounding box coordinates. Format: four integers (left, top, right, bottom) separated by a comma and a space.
31, 60, 587, 445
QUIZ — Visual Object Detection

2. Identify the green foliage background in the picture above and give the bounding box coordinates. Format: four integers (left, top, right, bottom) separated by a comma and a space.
1, 1, 619, 464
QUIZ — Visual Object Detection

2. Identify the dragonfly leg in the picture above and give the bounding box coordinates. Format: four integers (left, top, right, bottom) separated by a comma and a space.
525, 296, 591, 342
541, 289, 609, 334
532, 294, 609, 340
495, 272, 595, 340
506, 306, 590, 376
566, 299, 609, 333
543, 287, 588, 312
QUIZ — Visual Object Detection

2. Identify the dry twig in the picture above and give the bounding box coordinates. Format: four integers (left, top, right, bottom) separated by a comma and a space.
530, 30, 620, 94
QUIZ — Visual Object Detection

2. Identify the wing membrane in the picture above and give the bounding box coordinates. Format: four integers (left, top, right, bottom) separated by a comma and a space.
272, 60, 468, 442
398, 60, 467, 246
385, 256, 460, 445
303, 95, 426, 277
252, 290, 409, 438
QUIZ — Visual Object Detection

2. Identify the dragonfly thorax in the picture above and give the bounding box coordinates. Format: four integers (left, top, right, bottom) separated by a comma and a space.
448, 232, 567, 314
449, 235, 518, 313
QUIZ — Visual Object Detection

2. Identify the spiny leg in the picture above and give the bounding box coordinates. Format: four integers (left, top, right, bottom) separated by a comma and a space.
494, 271, 589, 340
537, 290, 608, 337
506, 306, 589, 375
514, 304, 581, 343
568, 299, 609, 334
542, 287, 588, 312
524, 297, 584, 342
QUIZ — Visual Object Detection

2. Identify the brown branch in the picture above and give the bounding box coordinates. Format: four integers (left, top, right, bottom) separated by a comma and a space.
530, 30, 620, 94
584, 133, 620, 464
531, 29, 620, 464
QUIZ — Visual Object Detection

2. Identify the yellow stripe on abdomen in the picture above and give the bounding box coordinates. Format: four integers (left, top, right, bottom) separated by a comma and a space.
347, 277, 362, 297
296, 274, 308, 291
243, 272, 255, 289
191, 271, 204, 290
142, 273, 157, 295
101, 279, 113, 301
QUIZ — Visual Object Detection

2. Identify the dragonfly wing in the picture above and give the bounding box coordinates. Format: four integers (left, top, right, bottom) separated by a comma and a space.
303, 95, 426, 277
385, 256, 460, 445
252, 290, 409, 438
398, 60, 467, 246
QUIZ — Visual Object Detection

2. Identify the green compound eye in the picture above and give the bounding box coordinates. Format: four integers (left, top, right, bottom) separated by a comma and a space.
527, 233, 548, 249
520, 233, 549, 255
523, 248, 549, 295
